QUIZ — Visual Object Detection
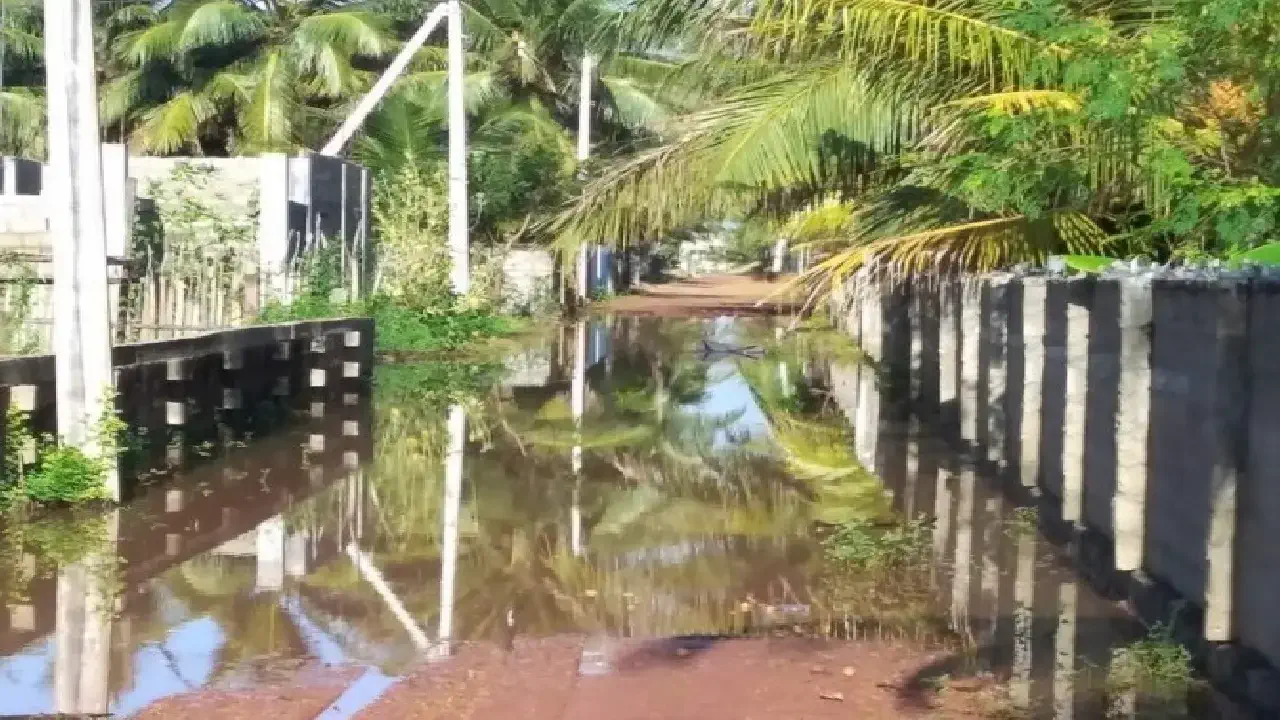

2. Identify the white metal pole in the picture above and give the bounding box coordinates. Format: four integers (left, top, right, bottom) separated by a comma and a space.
45, 0, 117, 500
321, 4, 448, 156
446, 0, 470, 296
575, 54, 594, 301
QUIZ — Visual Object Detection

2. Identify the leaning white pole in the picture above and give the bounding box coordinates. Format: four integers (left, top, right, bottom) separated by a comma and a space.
575, 54, 594, 301
45, 0, 117, 501
446, 0, 470, 296
321, 4, 448, 156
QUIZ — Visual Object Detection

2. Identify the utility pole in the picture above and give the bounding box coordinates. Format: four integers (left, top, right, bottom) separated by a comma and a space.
575, 54, 594, 302
446, 0, 469, 296
44, 0, 117, 500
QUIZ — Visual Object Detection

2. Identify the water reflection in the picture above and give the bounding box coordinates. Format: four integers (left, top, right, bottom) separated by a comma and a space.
0, 316, 1218, 717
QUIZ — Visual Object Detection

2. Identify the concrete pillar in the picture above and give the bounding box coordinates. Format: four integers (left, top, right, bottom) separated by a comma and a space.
855, 287, 882, 469
1018, 279, 1047, 489
934, 282, 960, 568
1114, 279, 1153, 571
446, 0, 469, 296
959, 282, 981, 446
258, 153, 291, 303
1062, 286, 1090, 525
1204, 280, 1249, 642
45, 0, 117, 500
982, 278, 1011, 469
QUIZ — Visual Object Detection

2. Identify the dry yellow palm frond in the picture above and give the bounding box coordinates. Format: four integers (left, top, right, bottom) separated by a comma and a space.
937, 89, 1082, 114
782, 198, 858, 244
789, 210, 1107, 304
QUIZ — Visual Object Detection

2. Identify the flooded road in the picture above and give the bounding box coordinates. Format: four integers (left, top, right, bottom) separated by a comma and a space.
0, 317, 1226, 717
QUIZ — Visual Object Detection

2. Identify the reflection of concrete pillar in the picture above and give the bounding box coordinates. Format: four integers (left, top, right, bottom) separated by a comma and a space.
1114, 279, 1152, 571
1108, 645, 1137, 719
951, 465, 975, 630
571, 321, 586, 474
256, 515, 285, 592
1019, 279, 1047, 489
286, 531, 309, 578
54, 511, 118, 716
437, 404, 466, 656
571, 485, 583, 558
856, 288, 881, 469
1054, 577, 1078, 720
1062, 294, 1089, 525
1010, 527, 1036, 710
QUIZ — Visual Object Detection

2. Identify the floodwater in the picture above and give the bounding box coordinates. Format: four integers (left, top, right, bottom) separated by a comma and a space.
0, 316, 1229, 717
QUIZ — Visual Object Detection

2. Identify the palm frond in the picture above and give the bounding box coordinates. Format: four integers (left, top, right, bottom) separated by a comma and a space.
599, 75, 670, 130
238, 50, 300, 153
750, 0, 1063, 87
177, 1, 268, 52
552, 63, 918, 248
937, 89, 1082, 114
0, 89, 44, 157
135, 90, 218, 155
295, 11, 392, 58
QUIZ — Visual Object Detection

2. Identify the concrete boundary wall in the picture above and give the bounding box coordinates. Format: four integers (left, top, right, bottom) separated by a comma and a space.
0, 317, 373, 498
833, 274, 1280, 711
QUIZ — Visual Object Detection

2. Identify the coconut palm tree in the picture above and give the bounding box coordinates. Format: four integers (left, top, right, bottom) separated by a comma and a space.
551, 0, 1276, 298
103, 0, 394, 155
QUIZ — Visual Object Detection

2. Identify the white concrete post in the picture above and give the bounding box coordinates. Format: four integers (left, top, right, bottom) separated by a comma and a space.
258, 153, 291, 303
1019, 279, 1047, 489
446, 0, 470, 296
575, 54, 595, 302
45, 0, 117, 500
1062, 289, 1089, 525
1113, 279, 1152, 571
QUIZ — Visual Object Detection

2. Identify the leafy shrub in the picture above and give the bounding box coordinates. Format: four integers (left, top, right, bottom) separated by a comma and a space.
23, 446, 109, 504
823, 517, 932, 571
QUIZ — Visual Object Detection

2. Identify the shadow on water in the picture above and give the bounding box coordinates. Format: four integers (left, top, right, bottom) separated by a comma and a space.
0, 315, 1237, 717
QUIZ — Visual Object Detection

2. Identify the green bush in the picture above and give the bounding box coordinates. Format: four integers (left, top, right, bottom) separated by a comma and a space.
23, 446, 109, 504
823, 517, 932, 571
261, 293, 517, 353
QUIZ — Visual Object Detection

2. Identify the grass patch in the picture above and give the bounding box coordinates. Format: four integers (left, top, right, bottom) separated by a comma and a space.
823, 517, 932, 571
260, 293, 522, 354
1109, 624, 1196, 694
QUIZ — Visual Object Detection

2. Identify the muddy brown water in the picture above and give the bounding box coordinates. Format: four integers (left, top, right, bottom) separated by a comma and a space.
0, 317, 1230, 717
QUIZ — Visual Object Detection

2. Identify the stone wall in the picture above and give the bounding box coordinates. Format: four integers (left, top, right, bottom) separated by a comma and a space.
832, 273, 1280, 710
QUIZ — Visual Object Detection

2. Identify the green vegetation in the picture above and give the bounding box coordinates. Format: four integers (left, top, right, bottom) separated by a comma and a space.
3, 404, 125, 506
553, 0, 1280, 296
1110, 624, 1197, 695
823, 518, 932, 572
